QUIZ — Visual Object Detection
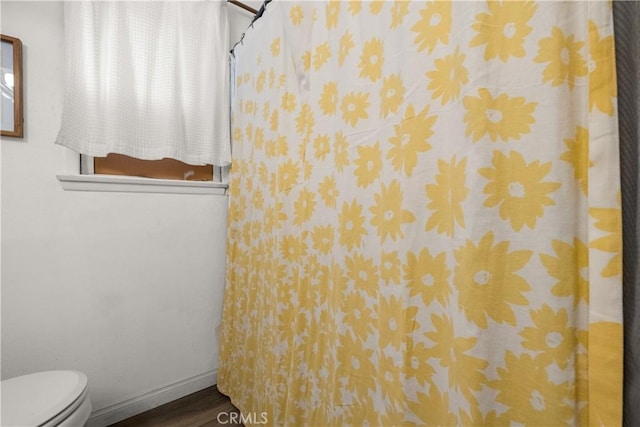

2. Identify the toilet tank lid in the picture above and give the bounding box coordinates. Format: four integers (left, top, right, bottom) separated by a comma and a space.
1, 370, 88, 427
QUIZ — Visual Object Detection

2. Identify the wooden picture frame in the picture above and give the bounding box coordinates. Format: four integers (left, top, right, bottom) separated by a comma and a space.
1, 34, 23, 138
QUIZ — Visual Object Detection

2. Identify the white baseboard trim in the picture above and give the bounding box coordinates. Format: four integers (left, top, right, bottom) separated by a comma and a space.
87, 370, 217, 427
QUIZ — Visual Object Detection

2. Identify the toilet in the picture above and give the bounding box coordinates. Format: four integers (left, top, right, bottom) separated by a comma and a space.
1, 370, 92, 427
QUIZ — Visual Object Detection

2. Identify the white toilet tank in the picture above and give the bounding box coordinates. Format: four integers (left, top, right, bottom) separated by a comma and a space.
1, 370, 91, 427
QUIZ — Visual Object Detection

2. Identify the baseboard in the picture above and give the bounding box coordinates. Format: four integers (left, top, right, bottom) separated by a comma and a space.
87, 370, 217, 427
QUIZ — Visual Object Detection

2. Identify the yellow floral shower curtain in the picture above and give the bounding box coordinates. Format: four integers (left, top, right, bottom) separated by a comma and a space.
218, 1, 622, 425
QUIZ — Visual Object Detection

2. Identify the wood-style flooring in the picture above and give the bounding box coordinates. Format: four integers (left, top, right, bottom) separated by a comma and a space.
109, 386, 243, 427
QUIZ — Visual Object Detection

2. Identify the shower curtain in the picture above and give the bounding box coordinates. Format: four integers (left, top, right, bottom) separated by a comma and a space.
218, 1, 623, 425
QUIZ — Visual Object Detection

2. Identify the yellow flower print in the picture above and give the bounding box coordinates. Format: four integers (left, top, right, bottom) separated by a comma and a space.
253, 128, 264, 151
337, 333, 375, 398
590, 203, 622, 277
270, 38, 280, 57
340, 400, 376, 427
269, 171, 277, 198
380, 74, 404, 118
244, 100, 256, 115
411, 1, 452, 54
346, 253, 379, 296
326, 2, 340, 30
281, 92, 296, 112
240, 220, 252, 252
232, 127, 242, 144
258, 162, 268, 183
560, 126, 591, 195
490, 352, 573, 425
251, 188, 264, 212
277, 159, 300, 191
354, 142, 382, 188
470, 0, 537, 62
295, 103, 315, 137
588, 321, 623, 426
358, 38, 384, 82
463, 88, 537, 142
369, 180, 416, 242
426, 46, 469, 105
311, 265, 332, 309
289, 5, 303, 25
334, 131, 350, 172
403, 339, 435, 386
265, 138, 276, 159
574, 350, 589, 425
338, 199, 367, 251
280, 234, 307, 263
408, 387, 457, 427
330, 257, 347, 291
268, 68, 275, 89
293, 189, 316, 226
264, 200, 287, 234
255, 70, 266, 93
319, 81, 338, 116
454, 231, 532, 328
425, 156, 469, 236
520, 305, 576, 369
342, 291, 374, 341
262, 101, 270, 121
276, 136, 288, 156
313, 42, 331, 70
378, 295, 418, 350
459, 407, 504, 426
347, 0, 361, 16
313, 134, 330, 161
539, 238, 589, 306
302, 50, 311, 71
278, 299, 298, 331
404, 248, 451, 306
339, 30, 355, 66
588, 21, 616, 115
341, 92, 369, 127
243, 175, 253, 194
227, 196, 245, 224
424, 314, 488, 403
387, 104, 436, 176
380, 251, 401, 284
479, 151, 561, 231
390, 1, 409, 29
270, 110, 278, 132
534, 27, 588, 89
378, 355, 404, 406
311, 224, 334, 255
303, 160, 312, 181
318, 175, 339, 208
369, 0, 383, 16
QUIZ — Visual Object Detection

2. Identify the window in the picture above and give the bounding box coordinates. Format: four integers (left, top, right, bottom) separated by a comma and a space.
93, 154, 215, 181
56, 2, 231, 177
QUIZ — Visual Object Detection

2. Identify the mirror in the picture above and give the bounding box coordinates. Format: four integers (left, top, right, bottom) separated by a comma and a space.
1, 34, 23, 138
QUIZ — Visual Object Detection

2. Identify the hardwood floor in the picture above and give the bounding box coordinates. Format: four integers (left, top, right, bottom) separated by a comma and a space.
109, 386, 243, 427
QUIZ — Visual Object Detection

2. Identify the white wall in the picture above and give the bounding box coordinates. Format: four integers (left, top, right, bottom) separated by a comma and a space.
1, 2, 251, 425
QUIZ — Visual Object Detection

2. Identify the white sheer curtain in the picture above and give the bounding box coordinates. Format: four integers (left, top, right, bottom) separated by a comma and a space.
56, 1, 231, 166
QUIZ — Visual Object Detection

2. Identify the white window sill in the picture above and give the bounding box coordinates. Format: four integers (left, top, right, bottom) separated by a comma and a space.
57, 174, 228, 195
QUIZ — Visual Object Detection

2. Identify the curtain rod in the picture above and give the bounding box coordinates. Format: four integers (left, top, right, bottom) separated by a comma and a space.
227, 0, 258, 15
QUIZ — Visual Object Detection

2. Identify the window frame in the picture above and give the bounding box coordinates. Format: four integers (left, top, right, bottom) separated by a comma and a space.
56, 154, 228, 195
